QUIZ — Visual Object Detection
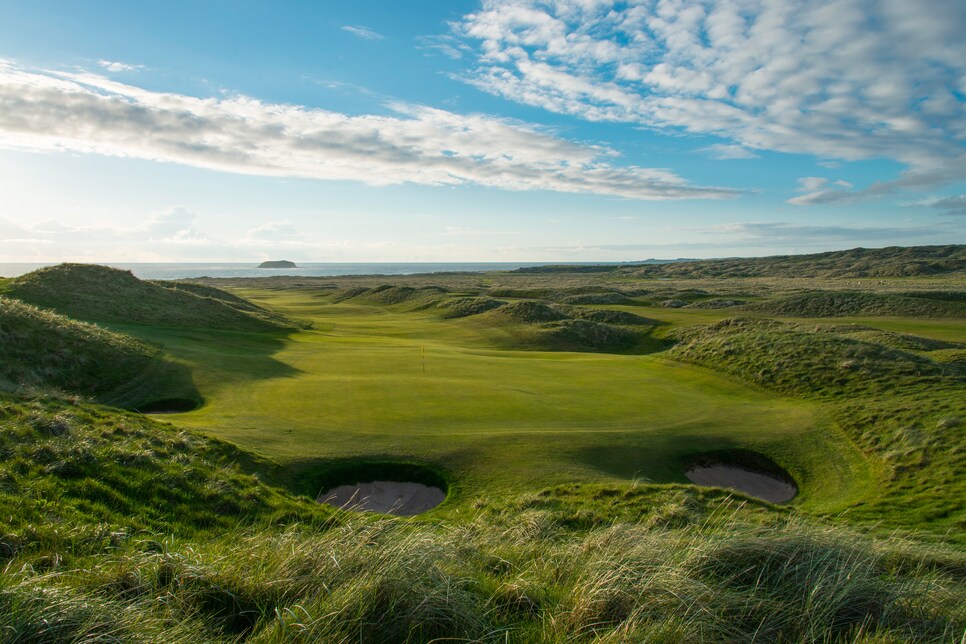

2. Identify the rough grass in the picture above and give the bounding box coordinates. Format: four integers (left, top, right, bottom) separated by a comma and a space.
559, 292, 635, 305
1, 257, 965, 641
528, 319, 640, 352
667, 317, 966, 540
485, 300, 571, 324
748, 290, 966, 318
0, 296, 198, 408
0, 396, 330, 545
0, 399, 961, 642
685, 298, 748, 309
334, 285, 448, 308
438, 296, 506, 318
3, 399, 959, 642
564, 307, 655, 326
667, 318, 962, 398
512, 246, 966, 279
819, 325, 965, 353
8, 263, 303, 331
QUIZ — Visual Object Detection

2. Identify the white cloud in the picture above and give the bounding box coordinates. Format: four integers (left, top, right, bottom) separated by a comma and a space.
701, 143, 759, 160
341, 25, 385, 41
701, 221, 941, 244
97, 60, 142, 73
796, 177, 829, 193
0, 60, 736, 201
417, 35, 472, 60
146, 208, 214, 245
245, 220, 301, 241
455, 0, 966, 202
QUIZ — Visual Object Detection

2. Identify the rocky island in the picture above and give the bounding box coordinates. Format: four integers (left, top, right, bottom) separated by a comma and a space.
257, 260, 297, 269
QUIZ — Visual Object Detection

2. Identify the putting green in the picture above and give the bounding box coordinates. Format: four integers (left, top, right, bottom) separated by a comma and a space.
136, 289, 873, 513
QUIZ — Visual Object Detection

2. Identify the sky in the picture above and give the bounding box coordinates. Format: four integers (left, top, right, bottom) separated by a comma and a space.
0, 0, 964, 263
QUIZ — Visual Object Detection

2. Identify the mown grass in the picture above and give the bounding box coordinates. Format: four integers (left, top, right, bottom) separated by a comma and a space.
1, 257, 965, 642
160, 291, 868, 518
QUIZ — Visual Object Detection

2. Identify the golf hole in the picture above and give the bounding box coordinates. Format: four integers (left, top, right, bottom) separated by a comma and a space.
137, 398, 201, 414
684, 449, 798, 504
314, 462, 448, 516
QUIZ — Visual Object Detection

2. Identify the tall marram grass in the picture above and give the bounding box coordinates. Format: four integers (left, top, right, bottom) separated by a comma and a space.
2, 512, 962, 642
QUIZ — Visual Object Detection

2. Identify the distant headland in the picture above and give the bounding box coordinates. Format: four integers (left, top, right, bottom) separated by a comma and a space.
257, 260, 297, 269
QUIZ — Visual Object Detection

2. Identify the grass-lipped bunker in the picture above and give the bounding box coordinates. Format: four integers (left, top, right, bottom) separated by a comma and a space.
684, 449, 798, 504
312, 461, 448, 516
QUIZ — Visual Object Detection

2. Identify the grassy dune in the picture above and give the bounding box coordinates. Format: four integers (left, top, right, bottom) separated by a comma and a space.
7, 263, 303, 331
0, 296, 198, 409
0, 401, 962, 642
1, 252, 964, 641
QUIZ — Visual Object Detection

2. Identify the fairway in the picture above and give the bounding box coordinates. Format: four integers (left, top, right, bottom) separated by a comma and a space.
143, 289, 873, 511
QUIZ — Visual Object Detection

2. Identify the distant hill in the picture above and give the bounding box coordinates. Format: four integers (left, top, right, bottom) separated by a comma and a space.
258, 260, 297, 268
515, 245, 966, 278
748, 291, 966, 318
7, 264, 302, 331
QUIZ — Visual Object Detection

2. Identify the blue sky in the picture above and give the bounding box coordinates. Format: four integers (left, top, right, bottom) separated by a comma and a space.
0, 0, 964, 262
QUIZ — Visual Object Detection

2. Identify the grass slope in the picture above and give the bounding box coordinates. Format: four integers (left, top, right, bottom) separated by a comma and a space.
666, 318, 962, 398
668, 317, 966, 538
749, 290, 966, 318
169, 290, 869, 518
518, 245, 966, 278
0, 397, 328, 543
0, 296, 197, 408
1, 256, 966, 641
0, 399, 963, 642
8, 264, 302, 331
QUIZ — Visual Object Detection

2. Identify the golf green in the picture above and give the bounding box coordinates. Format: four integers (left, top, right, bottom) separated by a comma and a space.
129, 289, 873, 513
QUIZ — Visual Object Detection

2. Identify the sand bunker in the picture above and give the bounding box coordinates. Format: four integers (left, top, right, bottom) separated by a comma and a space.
685, 465, 797, 503
319, 481, 446, 516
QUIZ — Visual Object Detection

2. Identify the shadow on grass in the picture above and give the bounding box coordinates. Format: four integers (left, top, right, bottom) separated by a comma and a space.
286, 456, 452, 502
106, 325, 304, 384
571, 434, 748, 484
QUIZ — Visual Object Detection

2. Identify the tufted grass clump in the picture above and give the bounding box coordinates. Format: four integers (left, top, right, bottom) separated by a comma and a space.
3, 509, 963, 642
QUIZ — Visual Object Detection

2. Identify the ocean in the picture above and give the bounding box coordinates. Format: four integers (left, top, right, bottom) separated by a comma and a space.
0, 262, 616, 280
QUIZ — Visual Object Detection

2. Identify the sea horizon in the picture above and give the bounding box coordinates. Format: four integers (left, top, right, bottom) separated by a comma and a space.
0, 261, 653, 281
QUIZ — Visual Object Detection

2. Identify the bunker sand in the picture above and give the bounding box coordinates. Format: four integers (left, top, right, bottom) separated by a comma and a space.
319, 481, 446, 516
685, 465, 797, 504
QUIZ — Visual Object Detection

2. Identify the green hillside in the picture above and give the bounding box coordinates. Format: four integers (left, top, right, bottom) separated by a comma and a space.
7, 264, 303, 331
0, 296, 197, 408
1, 254, 964, 642
667, 317, 966, 532
0, 397, 962, 642
516, 245, 966, 279
749, 291, 966, 318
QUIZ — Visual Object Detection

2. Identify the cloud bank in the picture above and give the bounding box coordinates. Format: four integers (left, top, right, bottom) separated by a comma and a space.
0, 60, 735, 201
456, 0, 966, 203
